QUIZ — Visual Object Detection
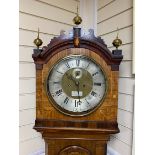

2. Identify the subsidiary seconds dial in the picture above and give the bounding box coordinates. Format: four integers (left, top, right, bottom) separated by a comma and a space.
46, 55, 108, 116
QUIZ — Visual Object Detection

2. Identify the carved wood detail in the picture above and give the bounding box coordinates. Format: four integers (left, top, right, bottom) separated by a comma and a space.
32, 28, 123, 71
59, 146, 91, 155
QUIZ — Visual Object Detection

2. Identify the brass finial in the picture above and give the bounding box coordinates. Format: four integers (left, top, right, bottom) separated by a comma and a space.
73, 5, 82, 25
33, 28, 43, 49
112, 28, 122, 49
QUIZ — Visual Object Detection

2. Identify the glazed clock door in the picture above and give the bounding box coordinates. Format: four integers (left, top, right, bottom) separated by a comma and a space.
46, 55, 108, 116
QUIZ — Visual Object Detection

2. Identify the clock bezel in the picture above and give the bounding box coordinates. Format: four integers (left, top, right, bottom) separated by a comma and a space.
45, 54, 109, 117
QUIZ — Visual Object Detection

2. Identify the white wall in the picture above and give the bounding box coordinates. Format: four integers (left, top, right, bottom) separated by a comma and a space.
80, 0, 97, 35
97, 0, 134, 155
19, 0, 79, 155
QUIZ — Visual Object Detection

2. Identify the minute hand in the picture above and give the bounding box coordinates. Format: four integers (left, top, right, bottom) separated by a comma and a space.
66, 73, 81, 101
76, 81, 81, 102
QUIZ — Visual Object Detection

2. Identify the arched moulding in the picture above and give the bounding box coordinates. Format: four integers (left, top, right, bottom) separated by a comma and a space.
32, 28, 123, 70
58, 145, 91, 155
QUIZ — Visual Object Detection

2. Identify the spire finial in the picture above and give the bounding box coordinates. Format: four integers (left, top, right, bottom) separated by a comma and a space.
116, 27, 119, 38
77, 5, 79, 15
37, 28, 40, 38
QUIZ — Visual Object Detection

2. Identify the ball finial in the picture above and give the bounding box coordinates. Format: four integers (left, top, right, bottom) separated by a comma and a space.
73, 5, 82, 25
33, 28, 43, 49
112, 28, 122, 49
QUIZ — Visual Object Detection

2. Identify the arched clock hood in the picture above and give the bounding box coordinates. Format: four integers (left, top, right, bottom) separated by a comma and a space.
32, 27, 123, 70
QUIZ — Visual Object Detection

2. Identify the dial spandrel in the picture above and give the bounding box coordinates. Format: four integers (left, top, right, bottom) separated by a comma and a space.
46, 55, 108, 116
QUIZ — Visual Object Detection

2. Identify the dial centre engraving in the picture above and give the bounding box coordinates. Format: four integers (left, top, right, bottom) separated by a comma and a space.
72, 68, 82, 79
62, 68, 93, 99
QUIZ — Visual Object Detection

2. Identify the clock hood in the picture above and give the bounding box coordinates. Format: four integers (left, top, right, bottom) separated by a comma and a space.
32, 27, 123, 70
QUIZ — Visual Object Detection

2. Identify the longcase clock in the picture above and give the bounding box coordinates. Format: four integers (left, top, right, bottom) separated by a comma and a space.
32, 27, 123, 155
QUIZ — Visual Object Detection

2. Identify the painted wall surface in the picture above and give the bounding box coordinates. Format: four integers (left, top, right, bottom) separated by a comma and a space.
97, 0, 134, 155
80, 0, 97, 35
19, 0, 79, 155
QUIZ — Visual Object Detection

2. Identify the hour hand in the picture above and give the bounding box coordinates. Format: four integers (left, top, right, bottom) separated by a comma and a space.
66, 73, 80, 87
66, 73, 76, 83
76, 81, 81, 102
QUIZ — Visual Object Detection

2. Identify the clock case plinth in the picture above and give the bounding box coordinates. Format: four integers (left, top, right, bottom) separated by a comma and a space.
32, 28, 123, 155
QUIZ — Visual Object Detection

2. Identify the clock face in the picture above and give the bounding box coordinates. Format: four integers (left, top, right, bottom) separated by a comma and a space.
46, 55, 108, 116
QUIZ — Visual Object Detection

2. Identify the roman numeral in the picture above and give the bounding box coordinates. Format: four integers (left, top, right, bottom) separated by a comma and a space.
91, 91, 97, 97
64, 97, 69, 104
75, 100, 81, 107
85, 62, 90, 69
92, 72, 99, 77
76, 59, 80, 66
56, 70, 63, 74
53, 81, 60, 84
65, 62, 70, 68
55, 89, 63, 96
94, 82, 101, 86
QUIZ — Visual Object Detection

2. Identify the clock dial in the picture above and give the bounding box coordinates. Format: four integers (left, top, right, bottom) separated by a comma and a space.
46, 55, 108, 116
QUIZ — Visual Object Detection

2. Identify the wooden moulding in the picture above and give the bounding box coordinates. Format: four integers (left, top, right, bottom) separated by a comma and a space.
45, 139, 108, 155
34, 119, 119, 134
58, 146, 91, 155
